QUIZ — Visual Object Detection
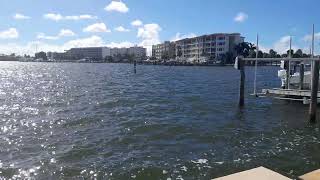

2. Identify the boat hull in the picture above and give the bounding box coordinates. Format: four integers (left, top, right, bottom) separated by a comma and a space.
278, 70, 317, 89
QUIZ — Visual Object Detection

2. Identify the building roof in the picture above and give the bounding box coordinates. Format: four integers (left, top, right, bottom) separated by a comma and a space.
175, 33, 242, 43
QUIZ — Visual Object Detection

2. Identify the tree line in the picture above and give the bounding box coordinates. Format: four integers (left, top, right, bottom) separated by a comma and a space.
215, 42, 312, 65
231, 42, 311, 64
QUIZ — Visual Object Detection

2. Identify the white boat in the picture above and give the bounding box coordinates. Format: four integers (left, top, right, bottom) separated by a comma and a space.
278, 61, 314, 89
278, 69, 312, 89
77, 58, 90, 63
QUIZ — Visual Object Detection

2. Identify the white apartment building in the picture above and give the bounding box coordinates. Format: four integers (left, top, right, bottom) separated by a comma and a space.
128, 46, 147, 58
66, 47, 111, 60
152, 41, 176, 60
175, 33, 244, 62
110, 46, 146, 58
50, 46, 146, 61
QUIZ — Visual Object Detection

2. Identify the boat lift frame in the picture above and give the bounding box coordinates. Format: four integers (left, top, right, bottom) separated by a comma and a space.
235, 25, 320, 123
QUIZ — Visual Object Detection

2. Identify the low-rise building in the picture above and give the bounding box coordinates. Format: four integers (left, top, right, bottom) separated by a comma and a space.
151, 33, 244, 62
110, 46, 146, 58
47, 52, 71, 60
47, 46, 146, 61
128, 46, 147, 58
175, 33, 244, 62
66, 47, 111, 60
152, 41, 176, 60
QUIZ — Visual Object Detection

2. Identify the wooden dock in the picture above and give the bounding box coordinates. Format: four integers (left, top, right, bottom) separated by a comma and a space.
213, 167, 320, 180
261, 88, 320, 104
235, 54, 320, 122
213, 167, 290, 180
262, 88, 320, 97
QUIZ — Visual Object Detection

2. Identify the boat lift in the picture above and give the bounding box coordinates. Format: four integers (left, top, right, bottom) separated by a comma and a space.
235, 25, 320, 123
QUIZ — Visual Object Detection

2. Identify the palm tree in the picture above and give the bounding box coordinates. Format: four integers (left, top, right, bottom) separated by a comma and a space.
269, 49, 278, 58
235, 42, 256, 58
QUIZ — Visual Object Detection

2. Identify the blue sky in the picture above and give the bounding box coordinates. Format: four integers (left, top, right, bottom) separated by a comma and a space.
0, 0, 319, 55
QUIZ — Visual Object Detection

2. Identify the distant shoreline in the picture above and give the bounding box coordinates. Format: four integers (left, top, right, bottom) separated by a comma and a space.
0, 60, 281, 67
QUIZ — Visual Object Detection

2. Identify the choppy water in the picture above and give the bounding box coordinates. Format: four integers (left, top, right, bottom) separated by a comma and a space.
0, 62, 320, 179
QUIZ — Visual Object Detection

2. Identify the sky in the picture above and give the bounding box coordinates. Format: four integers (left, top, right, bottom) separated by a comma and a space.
1, 0, 320, 56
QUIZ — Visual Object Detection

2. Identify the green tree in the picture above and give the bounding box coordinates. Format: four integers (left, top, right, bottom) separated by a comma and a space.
161, 52, 169, 60
105, 56, 114, 62
35, 51, 47, 60
302, 53, 310, 58
287, 49, 294, 57
177, 47, 183, 58
293, 49, 303, 58
248, 50, 256, 58
235, 42, 256, 57
269, 49, 277, 58
224, 52, 234, 64
150, 56, 157, 60
263, 52, 270, 58
257, 50, 263, 58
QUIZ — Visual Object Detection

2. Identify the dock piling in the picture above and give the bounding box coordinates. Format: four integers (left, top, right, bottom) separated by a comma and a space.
309, 24, 317, 123
299, 63, 305, 90
239, 56, 245, 107
285, 61, 290, 89
309, 60, 319, 123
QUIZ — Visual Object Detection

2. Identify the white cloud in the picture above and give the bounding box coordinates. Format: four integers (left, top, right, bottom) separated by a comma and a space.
234, 12, 248, 23
0, 36, 137, 56
303, 32, 320, 42
5, 36, 104, 55
273, 36, 298, 54
137, 23, 162, 55
253, 37, 290, 54
257, 44, 270, 53
0, 28, 19, 39
131, 20, 143, 27
0, 41, 63, 56
43, 13, 97, 21
114, 26, 130, 32
13, 13, 31, 20
83, 23, 111, 33
65, 15, 97, 20
37, 29, 76, 40
107, 41, 134, 48
37, 33, 59, 40
171, 32, 196, 41
105, 1, 129, 13
255, 36, 314, 54
43, 13, 63, 21
64, 35, 105, 49
58, 29, 76, 37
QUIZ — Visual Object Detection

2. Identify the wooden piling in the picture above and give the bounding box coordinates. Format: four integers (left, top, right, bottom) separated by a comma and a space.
309, 60, 319, 123
285, 61, 290, 89
239, 57, 245, 107
299, 63, 305, 90
134, 60, 137, 74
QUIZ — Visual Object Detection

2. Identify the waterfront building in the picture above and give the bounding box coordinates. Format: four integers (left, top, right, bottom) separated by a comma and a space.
152, 41, 176, 60
65, 47, 111, 60
176, 33, 244, 62
110, 46, 146, 58
175, 33, 244, 62
127, 46, 147, 58
46, 46, 146, 61
47, 52, 71, 60
151, 33, 244, 62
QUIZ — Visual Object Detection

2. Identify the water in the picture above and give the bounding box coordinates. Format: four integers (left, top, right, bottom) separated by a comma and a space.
0, 62, 320, 179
